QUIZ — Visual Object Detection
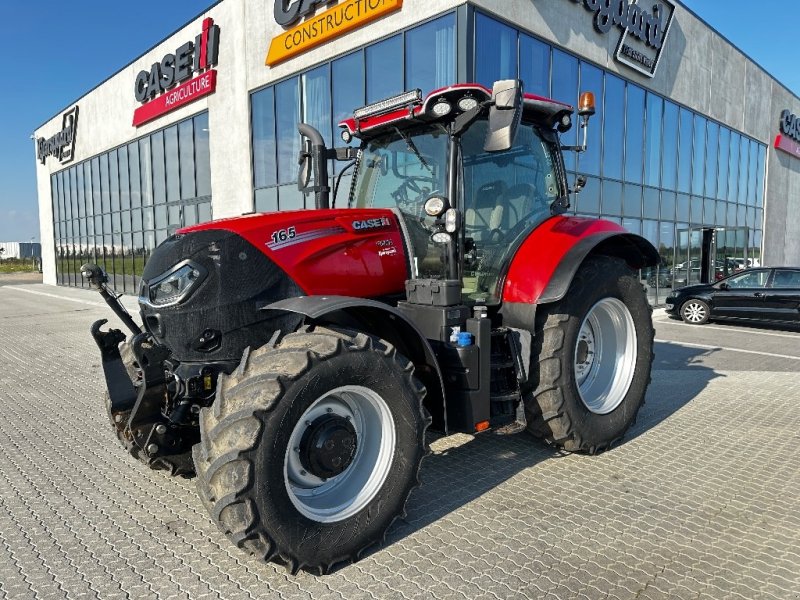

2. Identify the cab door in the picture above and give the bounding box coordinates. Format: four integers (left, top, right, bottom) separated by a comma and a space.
460, 121, 561, 303
713, 269, 771, 319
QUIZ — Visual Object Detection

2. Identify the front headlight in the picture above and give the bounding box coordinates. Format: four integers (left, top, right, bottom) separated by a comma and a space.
142, 261, 205, 307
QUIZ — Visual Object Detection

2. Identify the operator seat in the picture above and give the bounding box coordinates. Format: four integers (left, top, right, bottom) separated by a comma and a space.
465, 180, 506, 242
503, 183, 537, 232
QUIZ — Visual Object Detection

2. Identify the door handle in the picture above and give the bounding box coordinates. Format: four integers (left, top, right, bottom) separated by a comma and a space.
753, 292, 766, 297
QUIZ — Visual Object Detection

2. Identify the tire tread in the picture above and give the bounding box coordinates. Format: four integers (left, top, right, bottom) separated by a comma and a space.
193, 325, 429, 574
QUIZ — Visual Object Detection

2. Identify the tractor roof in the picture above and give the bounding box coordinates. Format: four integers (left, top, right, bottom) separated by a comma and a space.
339, 83, 574, 139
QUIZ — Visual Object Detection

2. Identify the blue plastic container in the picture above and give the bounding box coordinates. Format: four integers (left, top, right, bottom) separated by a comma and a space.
457, 331, 474, 347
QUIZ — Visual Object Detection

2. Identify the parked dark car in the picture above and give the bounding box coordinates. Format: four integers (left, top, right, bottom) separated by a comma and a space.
665, 267, 800, 325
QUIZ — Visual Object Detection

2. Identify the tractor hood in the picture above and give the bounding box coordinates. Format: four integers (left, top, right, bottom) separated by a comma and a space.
138, 209, 409, 365
178, 208, 409, 297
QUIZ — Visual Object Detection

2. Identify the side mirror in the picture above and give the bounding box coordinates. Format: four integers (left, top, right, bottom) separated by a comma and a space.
484, 79, 523, 153
719, 282, 729, 290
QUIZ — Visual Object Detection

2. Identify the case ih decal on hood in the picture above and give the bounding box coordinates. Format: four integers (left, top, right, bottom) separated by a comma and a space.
133, 18, 220, 126
352, 217, 392, 231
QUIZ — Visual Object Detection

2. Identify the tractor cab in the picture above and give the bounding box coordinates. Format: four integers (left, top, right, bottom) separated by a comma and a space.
302, 81, 594, 307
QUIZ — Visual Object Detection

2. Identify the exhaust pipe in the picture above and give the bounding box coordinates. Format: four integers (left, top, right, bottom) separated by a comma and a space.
297, 124, 330, 210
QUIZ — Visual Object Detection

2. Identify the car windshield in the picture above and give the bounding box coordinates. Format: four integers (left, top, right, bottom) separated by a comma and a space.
352, 125, 450, 279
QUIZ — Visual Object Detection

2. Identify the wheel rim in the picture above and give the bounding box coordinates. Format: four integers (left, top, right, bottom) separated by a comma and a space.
284, 385, 396, 523
574, 297, 638, 415
683, 301, 707, 323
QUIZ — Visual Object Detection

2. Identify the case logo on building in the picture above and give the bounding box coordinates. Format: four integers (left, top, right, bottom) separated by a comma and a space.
775, 109, 800, 158
569, 0, 675, 78
37, 106, 79, 165
266, 0, 403, 66
132, 18, 220, 127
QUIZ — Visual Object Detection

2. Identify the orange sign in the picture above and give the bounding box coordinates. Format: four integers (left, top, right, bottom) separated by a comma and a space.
266, 0, 403, 66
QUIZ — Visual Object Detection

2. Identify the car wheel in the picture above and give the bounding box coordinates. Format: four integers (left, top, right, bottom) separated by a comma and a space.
680, 299, 710, 325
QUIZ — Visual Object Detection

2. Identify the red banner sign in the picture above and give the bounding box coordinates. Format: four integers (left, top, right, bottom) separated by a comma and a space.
132, 70, 217, 127
774, 133, 800, 159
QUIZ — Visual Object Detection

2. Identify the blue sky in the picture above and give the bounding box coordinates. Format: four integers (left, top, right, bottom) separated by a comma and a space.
0, 1, 796, 242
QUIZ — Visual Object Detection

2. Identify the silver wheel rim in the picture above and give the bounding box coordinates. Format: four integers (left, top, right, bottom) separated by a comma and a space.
284, 385, 395, 523
574, 297, 638, 415
683, 301, 707, 323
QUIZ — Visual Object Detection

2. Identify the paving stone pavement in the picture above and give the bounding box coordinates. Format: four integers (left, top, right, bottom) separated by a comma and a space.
0, 281, 799, 599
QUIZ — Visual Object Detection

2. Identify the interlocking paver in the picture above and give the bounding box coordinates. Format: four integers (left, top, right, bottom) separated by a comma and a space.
2, 281, 800, 599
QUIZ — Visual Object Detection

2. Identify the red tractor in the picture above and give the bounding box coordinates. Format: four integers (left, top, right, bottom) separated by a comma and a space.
84, 80, 658, 574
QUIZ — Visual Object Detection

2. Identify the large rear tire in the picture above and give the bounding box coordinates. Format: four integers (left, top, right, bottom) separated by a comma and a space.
525, 256, 653, 453
192, 326, 429, 574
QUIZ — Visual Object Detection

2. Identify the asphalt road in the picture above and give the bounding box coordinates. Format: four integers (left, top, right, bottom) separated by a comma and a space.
0, 280, 798, 599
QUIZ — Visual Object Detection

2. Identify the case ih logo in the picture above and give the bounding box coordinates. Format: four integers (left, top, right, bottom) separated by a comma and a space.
569, 0, 675, 78
775, 109, 800, 159
37, 106, 79, 165
352, 217, 391, 231
132, 18, 220, 127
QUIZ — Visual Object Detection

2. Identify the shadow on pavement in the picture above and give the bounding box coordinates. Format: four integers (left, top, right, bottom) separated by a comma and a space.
621, 341, 719, 441
362, 341, 720, 561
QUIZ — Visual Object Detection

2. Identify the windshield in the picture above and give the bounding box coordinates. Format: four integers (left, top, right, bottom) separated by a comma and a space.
352, 125, 450, 279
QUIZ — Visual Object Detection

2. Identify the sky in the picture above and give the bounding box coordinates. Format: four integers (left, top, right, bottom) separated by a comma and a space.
0, 1, 797, 243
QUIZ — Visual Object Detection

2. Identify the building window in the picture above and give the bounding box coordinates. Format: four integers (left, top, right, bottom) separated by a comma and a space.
475, 13, 516, 88
472, 9, 766, 304
250, 12, 456, 212
51, 112, 212, 293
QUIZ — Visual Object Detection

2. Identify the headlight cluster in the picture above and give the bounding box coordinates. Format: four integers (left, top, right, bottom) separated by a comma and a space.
142, 262, 205, 307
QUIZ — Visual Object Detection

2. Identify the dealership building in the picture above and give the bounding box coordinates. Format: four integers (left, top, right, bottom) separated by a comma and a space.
33, 0, 800, 305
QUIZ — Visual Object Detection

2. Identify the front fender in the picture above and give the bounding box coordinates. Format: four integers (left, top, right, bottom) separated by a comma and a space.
502, 216, 659, 305
261, 296, 448, 433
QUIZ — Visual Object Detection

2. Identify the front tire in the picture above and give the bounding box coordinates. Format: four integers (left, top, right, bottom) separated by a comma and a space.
525, 256, 654, 453
192, 326, 429, 574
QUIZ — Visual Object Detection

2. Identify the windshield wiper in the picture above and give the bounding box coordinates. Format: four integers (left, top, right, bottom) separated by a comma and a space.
394, 127, 433, 174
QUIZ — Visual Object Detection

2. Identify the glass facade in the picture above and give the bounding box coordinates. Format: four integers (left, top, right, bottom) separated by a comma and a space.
49, 7, 768, 305
51, 112, 212, 293
472, 11, 766, 305
251, 13, 456, 211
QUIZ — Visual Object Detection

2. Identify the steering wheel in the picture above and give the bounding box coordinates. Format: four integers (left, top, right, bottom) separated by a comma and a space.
392, 176, 438, 210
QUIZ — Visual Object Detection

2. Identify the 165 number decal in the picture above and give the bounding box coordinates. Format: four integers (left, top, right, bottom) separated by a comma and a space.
271, 226, 296, 244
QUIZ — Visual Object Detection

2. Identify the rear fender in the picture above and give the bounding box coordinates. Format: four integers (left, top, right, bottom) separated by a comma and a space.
502, 216, 659, 309
261, 296, 448, 433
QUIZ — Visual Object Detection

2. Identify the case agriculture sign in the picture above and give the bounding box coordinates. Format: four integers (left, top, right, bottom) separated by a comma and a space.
568, 0, 675, 78
266, 0, 403, 67
132, 18, 220, 127
775, 109, 800, 159
37, 106, 79, 165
